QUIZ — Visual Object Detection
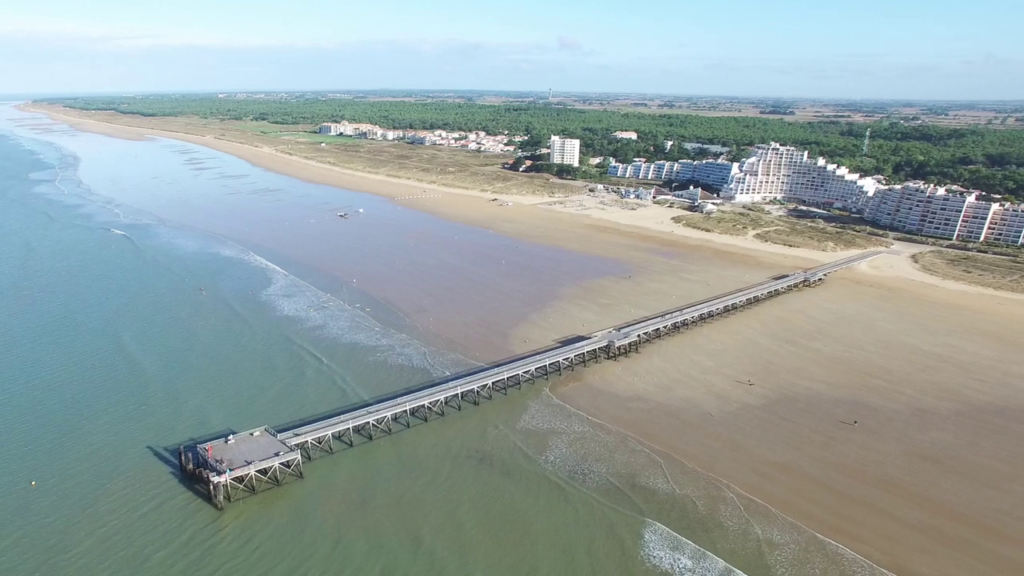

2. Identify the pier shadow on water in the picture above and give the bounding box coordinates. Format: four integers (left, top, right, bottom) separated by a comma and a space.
148, 430, 238, 501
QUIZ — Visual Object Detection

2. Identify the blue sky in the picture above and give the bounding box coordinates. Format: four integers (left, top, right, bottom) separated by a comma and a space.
1, 0, 1022, 99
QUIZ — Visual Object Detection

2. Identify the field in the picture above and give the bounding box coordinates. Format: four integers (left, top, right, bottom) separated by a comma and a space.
912, 250, 1024, 293
672, 209, 892, 251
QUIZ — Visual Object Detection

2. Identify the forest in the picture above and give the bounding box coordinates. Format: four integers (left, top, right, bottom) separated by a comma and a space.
41, 95, 1024, 199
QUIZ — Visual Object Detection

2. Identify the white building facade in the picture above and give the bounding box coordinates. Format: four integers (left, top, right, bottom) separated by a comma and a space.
550, 135, 581, 166
863, 182, 1024, 245
606, 159, 738, 189
724, 143, 879, 209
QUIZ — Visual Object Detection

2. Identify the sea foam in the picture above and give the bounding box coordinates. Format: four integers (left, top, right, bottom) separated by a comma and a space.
641, 519, 746, 576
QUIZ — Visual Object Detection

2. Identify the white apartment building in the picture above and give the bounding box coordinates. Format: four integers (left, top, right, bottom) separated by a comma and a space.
726, 143, 810, 202
694, 161, 740, 190
550, 135, 581, 166
318, 123, 343, 135
725, 142, 878, 208
863, 182, 1024, 245
673, 160, 697, 182
985, 205, 1024, 245
957, 201, 998, 242
606, 159, 738, 189
318, 121, 384, 138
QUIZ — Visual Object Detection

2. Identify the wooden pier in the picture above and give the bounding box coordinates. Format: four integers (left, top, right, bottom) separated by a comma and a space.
183, 251, 883, 508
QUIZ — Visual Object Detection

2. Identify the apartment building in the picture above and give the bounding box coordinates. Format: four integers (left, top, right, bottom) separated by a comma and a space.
724, 143, 878, 208
694, 161, 740, 190
550, 135, 581, 166
957, 201, 998, 242
317, 121, 386, 138
985, 205, 1024, 245
318, 123, 343, 135
606, 159, 738, 188
863, 182, 1024, 245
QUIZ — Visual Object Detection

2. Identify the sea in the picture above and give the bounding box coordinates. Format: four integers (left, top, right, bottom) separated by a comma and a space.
0, 104, 889, 576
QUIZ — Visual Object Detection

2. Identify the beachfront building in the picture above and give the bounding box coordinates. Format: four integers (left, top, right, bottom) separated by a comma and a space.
694, 161, 741, 190
550, 135, 581, 166
864, 183, 975, 239
985, 205, 1024, 245
606, 159, 739, 189
863, 182, 1024, 245
724, 142, 879, 209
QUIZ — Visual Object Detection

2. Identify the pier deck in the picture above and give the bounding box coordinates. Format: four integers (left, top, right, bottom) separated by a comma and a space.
182, 250, 884, 507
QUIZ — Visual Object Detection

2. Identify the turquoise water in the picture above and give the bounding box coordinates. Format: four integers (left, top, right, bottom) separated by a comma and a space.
0, 105, 889, 575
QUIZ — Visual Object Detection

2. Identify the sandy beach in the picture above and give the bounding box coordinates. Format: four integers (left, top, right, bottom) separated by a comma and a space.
21, 104, 1024, 575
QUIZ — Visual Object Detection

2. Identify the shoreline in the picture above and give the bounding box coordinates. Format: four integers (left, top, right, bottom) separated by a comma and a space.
21, 103, 1024, 301
19, 103, 1024, 575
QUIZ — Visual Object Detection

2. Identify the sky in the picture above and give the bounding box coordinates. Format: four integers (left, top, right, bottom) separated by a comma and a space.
1, 0, 1022, 99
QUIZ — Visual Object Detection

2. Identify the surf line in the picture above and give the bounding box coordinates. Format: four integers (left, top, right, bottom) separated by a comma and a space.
54, 162, 69, 195
541, 388, 897, 576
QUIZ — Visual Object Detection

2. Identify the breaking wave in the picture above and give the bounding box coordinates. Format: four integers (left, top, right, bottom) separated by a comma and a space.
155, 227, 476, 378
641, 520, 746, 576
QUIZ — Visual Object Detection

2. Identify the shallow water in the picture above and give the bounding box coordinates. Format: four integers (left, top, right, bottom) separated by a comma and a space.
0, 104, 889, 575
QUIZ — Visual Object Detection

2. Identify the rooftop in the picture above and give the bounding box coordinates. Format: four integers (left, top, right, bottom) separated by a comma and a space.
201, 427, 295, 472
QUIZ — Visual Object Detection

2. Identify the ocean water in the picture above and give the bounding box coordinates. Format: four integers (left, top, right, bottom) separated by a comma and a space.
0, 105, 890, 575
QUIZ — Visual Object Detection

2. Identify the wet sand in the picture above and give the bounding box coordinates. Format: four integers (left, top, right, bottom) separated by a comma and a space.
532, 268, 1024, 576
22, 104, 1024, 575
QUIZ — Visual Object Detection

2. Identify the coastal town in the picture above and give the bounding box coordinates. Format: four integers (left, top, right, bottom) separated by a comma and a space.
314, 118, 1024, 247
318, 121, 519, 153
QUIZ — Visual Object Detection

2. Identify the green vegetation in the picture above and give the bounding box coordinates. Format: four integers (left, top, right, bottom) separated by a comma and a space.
672, 210, 891, 251
912, 250, 1024, 293
522, 161, 606, 181
41, 95, 1024, 198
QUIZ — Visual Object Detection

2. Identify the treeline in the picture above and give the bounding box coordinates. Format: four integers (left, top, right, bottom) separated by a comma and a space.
41, 95, 1024, 199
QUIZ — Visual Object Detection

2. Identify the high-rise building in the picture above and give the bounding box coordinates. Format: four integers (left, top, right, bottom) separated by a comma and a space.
724, 142, 879, 208
549, 136, 580, 167
985, 205, 1024, 245
863, 182, 1024, 245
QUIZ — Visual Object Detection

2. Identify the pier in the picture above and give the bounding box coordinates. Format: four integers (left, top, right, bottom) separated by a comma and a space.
180, 251, 883, 508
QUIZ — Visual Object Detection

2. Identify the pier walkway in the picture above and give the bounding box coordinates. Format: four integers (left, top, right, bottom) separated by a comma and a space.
180, 251, 883, 508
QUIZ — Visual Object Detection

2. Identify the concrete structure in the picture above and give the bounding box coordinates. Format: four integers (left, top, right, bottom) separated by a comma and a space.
725, 142, 879, 209
318, 123, 342, 136
180, 252, 883, 508
680, 142, 731, 155
673, 187, 721, 205
607, 159, 738, 189
865, 182, 1024, 245
612, 131, 638, 140
694, 161, 741, 190
985, 205, 1024, 245
550, 135, 581, 166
